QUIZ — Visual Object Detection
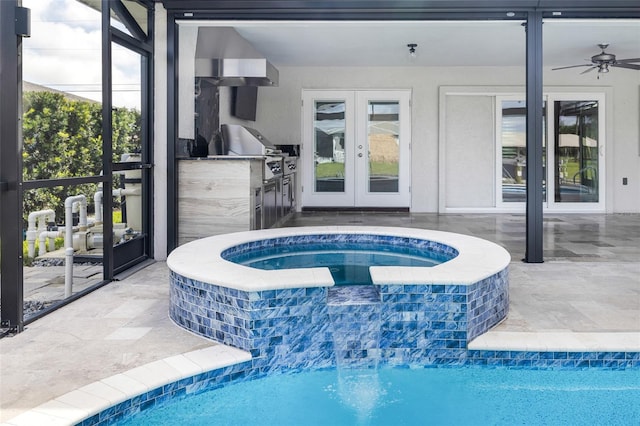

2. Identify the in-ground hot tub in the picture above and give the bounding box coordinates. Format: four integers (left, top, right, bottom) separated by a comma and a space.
167, 226, 510, 368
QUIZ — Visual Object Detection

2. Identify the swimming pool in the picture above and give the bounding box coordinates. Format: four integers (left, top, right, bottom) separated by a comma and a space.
118, 367, 640, 425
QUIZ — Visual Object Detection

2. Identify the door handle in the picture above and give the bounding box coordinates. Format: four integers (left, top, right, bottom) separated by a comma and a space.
358, 153, 363, 157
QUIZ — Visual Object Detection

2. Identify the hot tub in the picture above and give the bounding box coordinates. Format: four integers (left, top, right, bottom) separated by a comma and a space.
167, 226, 510, 368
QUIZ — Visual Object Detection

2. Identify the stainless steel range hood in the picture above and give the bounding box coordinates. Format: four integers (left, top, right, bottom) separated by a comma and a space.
195, 27, 279, 87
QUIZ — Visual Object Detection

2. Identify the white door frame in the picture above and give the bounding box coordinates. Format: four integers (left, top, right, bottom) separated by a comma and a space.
301, 89, 412, 208
301, 90, 356, 207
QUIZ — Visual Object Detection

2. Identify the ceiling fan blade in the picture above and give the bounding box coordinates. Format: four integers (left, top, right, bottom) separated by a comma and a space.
616, 58, 640, 63
551, 64, 592, 70
612, 63, 640, 70
580, 66, 598, 75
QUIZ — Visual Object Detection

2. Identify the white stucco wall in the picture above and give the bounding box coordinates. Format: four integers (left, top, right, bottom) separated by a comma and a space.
178, 26, 198, 140
217, 65, 639, 213
153, 5, 168, 260
444, 94, 495, 208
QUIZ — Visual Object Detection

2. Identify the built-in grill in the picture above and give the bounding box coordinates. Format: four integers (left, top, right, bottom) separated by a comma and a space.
221, 124, 283, 181
220, 124, 297, 228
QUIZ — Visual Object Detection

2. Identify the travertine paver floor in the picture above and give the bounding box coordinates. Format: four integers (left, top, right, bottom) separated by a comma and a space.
1, 213, 638, 423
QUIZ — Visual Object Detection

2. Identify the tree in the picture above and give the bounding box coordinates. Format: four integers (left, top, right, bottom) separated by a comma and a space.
22, 91, 141, 226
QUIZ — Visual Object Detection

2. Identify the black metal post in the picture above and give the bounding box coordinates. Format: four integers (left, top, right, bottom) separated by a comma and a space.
166, 13, 178, 252
102, 0, 114, 279
525, 10, 544, 263
0, 1, 25, 333
144, 6, 154, 259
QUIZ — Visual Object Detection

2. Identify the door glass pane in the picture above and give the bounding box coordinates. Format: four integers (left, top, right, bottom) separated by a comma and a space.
367, 101, 399, 193
500, 100, 546, 202
314, 101, 345, 192
554, 101, 599, 203
111, 44, 146, 269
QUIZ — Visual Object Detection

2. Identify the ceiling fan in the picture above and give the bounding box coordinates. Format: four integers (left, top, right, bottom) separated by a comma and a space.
552, 44, 640, 78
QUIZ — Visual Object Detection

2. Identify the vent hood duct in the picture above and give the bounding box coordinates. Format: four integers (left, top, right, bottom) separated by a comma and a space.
195, 27, 279, 87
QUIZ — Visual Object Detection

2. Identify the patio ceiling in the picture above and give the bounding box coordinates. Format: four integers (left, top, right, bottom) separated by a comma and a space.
183, 19, 640, 69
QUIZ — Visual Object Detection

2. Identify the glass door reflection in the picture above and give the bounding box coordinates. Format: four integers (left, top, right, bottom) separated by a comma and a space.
553, 100, 599, 203
500, 99, 547, 204
314, 101, 346, 193
367, 101, 399, 193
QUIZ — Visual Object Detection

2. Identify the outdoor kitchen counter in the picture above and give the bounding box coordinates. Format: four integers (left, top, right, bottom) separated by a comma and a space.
177, 158, 264, 245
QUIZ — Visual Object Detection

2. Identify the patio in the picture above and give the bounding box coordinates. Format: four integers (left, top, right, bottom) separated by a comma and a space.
1, 212, 638, 423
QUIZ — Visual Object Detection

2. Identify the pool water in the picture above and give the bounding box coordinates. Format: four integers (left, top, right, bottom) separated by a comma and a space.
227, 242, 446, 285
119, 367, 639, 426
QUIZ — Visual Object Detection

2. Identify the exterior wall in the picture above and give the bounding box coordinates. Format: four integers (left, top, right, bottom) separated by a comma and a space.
228, 65, 639, 214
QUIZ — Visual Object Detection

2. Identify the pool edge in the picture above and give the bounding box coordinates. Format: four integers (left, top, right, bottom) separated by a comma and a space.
4, 335, 639, 426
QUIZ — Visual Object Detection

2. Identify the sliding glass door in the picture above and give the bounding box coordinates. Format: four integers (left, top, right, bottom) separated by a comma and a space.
497, 93, 604, 211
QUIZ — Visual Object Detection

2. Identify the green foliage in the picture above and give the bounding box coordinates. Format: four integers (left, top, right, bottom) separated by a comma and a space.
315, 162, 345, 178
315, 161, 398, 178
112, 209, 123, 224
22, 237, 64, 266
22, 91, 141, 226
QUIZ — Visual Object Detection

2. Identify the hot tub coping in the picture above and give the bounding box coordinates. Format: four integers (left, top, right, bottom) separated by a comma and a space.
166, 226, 511, 292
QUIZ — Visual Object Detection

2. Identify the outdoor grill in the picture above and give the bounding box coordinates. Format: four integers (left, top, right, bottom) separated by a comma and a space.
220, 124, 297, 228
220, 124, 284, 181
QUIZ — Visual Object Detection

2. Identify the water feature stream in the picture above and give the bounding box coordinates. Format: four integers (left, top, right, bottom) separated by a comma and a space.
328, 285, 384, 421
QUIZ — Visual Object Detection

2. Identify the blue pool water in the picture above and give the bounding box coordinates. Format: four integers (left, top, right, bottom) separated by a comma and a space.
119, 367, 639, 426
226, 242, 447, 285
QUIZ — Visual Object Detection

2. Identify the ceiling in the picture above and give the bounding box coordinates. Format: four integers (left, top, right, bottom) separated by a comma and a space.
185, 20, 640, 69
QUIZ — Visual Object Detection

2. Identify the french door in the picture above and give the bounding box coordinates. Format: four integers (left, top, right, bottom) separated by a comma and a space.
302, 90, 411, 208
497, 93, 605, 211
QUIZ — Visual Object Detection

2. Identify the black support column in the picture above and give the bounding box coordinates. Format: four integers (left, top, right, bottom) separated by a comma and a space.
525, 10, 544, 263
166, 13, 178, 252
0, 1, 26, 332
101, 0, 114, 279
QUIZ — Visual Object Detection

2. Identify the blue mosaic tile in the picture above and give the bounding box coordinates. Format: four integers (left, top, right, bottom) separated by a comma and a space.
155, 237, 640, 426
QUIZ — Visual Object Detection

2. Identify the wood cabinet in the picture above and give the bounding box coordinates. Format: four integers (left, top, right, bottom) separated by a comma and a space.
177, 158, 263, 246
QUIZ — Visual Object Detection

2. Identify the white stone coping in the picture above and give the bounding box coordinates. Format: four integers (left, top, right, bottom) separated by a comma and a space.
469, 331, 640, 352
1, 345, 251, 426
166, 226, 511, 291
4, 334, 637, 426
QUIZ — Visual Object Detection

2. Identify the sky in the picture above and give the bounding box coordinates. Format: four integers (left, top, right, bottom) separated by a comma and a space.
22, 0, 141, 109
